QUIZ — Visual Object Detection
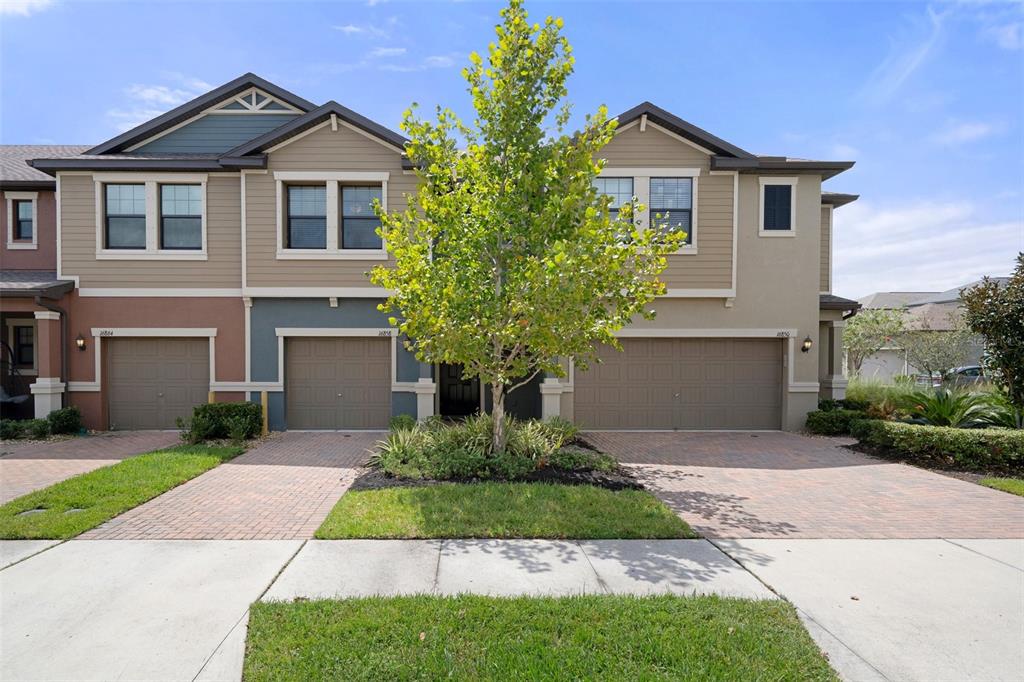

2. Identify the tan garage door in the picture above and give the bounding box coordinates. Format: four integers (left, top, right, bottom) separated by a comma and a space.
575, 338, 782, 429
285, 337, 391, 429
107, 337, 210, 430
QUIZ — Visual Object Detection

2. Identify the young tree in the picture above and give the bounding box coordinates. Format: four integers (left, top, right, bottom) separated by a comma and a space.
897, 313, 973, 379
843, 308, 906, 374
961, 253, 1024, 417
372, 0, 684, 453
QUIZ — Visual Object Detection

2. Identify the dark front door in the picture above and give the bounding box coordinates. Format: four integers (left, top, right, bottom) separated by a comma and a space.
439, 363, 480, 416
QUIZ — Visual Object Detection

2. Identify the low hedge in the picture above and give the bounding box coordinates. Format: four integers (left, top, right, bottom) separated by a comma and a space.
47, 406, 82, 435
179, 402, 262, 443
805, 409, 865, 435
850, 419, 1024, 474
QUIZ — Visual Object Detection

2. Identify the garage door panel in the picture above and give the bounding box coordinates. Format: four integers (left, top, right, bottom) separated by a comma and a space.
286, 337, 391, 429
575, 337, 781, 430
107, 337, 209, 430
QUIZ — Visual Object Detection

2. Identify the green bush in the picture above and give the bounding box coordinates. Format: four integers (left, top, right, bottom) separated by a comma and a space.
389, 414, 417, 431
546, 447, 618, 473
898, 388, 996, 428
846, 377, 918, 410
805, 409, 865, 435
46, 406, 82, 435
24, 419, 50, 439
818, 398, 870, 413
851, 419, 1024, 473
178, 402, 262, 443
368, 413, 593, 481
0, 419, 24, 440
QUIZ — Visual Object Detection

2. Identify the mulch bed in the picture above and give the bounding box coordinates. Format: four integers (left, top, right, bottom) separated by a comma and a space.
348, 465, 644, 492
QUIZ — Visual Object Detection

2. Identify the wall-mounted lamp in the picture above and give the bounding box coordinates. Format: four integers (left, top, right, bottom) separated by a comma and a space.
75, 334, 87, 351
801, 336, 813, 353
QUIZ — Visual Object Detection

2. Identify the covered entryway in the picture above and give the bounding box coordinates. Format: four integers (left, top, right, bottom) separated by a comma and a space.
107, 337, 209, 429
574, 338, 782, 429
285, 337, 391, 429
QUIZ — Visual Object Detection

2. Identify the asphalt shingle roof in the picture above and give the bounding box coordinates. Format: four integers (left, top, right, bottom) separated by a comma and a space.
0, 145, 91, 183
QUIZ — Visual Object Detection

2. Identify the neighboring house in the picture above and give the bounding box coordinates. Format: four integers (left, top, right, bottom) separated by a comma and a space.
6, 73, 859, 431
1, 145, 89, 419
856, 280, 1005, 381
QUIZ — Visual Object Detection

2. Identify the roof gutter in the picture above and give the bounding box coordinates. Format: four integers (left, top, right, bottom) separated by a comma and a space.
28, 157, 266, 176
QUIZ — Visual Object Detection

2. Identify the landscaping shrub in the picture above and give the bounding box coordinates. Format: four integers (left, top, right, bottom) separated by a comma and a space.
46, 406, 82, 435
805, 409, 865, 435
546, 447, 618, 473
818, 398, 870, 413
368, 413, 595, 481
178, 402, 262, 443
389, 414, 417, 431
898, 388, 997, 428
846, 377, 918, 410
850, 419, 1024, 473
24, 419, 50, 439
0, 419, 24, 440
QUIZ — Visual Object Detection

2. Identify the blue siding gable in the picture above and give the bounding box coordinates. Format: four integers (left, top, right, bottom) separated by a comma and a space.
134, 114, 298, 154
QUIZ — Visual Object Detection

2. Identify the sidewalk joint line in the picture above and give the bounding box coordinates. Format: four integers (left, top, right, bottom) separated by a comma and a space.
943, 539, 1023, 573
0, 539, 68, 572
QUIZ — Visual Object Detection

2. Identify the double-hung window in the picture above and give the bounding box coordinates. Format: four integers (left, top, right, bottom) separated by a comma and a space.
12, 200, 33, 241
159, 184, 202, 249
104, 184, 147, 249
649, 177, 693, 244
14, 325, 34, 368
593, 177, 634, 222
341, 186, 383, 250
287, 185, 327, 249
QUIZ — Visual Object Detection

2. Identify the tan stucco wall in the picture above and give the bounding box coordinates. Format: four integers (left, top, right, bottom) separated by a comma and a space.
245, 122, 416, 288
58, 174, 242, 289
1, 189, 58, 270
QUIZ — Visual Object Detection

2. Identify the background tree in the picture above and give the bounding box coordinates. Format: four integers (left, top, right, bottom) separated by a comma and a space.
843, 308, 906, 374
372, 0, 683, 453
897, 313, 973, 379
962, 253, 1024, 419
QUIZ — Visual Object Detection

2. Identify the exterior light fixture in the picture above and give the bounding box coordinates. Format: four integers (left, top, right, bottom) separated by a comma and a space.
76, 333, 87, 351
801, 336, 813, 353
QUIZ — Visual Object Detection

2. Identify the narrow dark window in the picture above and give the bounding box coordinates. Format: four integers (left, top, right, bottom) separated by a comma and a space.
287, 185, 327, 249
763, 185, 792, 231
159, 184, 202, 249
105, 184, 147, 249
341, 186, 383, 249
14, 326, 34, 367
593, 177, 633, 221
650, 177, 693, 244
12, 200, 33, 240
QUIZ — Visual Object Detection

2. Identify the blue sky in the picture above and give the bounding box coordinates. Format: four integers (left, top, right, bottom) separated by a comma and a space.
2, 0, 1021, 297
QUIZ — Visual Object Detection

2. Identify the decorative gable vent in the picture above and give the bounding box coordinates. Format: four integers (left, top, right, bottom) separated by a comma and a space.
208, 88, 303, 115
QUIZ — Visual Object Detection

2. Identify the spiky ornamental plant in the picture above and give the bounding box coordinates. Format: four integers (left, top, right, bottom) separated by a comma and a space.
372, 0, 684, 453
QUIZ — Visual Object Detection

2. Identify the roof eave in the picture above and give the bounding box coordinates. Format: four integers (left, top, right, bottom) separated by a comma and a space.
821, 193, 859, 208
614, 102, 756, 159
28, 158, 249, 174
0, 179, 56, 191
0, 281, 75, 299
711, 157, 855, 179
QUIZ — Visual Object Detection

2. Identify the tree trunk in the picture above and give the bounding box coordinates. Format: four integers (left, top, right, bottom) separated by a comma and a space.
491, 382, 507, 454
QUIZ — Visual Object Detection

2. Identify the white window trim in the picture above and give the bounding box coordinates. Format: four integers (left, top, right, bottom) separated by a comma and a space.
5, 318, 38, 376
93, 173, 209, 260
5, 191, 38, 250
600, 168, 700, 255
275, 171, 389, 260
759, 177, 798, 237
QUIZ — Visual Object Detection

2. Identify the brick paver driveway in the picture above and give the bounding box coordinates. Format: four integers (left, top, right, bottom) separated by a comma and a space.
80, 431, 380, 540
0, 431, 180, 504
587, 431, 1024, 539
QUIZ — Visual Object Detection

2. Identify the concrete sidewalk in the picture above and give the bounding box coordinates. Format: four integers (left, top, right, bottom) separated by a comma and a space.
263, 539, 775, 600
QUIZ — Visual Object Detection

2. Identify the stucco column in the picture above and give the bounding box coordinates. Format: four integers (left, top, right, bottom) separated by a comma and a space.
30, 310, 64, 417
540, 378, 563, 420
820, 320, 848, 400
413, 378, 436, 421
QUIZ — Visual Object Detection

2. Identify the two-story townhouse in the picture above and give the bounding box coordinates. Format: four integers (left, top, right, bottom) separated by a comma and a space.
23, 73, 860, 432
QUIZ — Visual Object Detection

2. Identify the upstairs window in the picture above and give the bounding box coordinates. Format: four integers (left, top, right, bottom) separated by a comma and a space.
593, 177, 634, 221
105, 184, 147, 249
13, 200, 33, 240
159, 184, 202, 250
287, 185, 327, 249
341, 186, 383, 249
760, 178, 797, 235
650, 177, 693, 244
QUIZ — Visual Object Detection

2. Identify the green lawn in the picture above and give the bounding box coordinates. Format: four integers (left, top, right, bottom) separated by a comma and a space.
0, 444, 243, 539
315, 482, 695, 539
980, 477, 1024, 497
245, 595, 837, 681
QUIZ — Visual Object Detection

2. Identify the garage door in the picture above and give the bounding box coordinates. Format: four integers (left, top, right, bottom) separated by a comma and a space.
574, 338, 782, 429
107, 337, 210, 430
285, 337, 391, 429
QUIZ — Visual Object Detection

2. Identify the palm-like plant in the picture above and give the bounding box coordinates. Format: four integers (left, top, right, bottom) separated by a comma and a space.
979, 391, 1024, 429
898, 388, 997, 428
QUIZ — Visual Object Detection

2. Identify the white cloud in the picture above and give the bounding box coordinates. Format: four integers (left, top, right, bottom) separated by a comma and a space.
930, 120, 1001, 145
0, 0, 54, 16
831, 143, 859, 159
860, 5, 952, 104
105, 75, 210, 132
378, 54, 460, 73
982, 21, 1023, 50
369, 46, 406, 58
833, 199, 1022, 298
333, 22, 389, 38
